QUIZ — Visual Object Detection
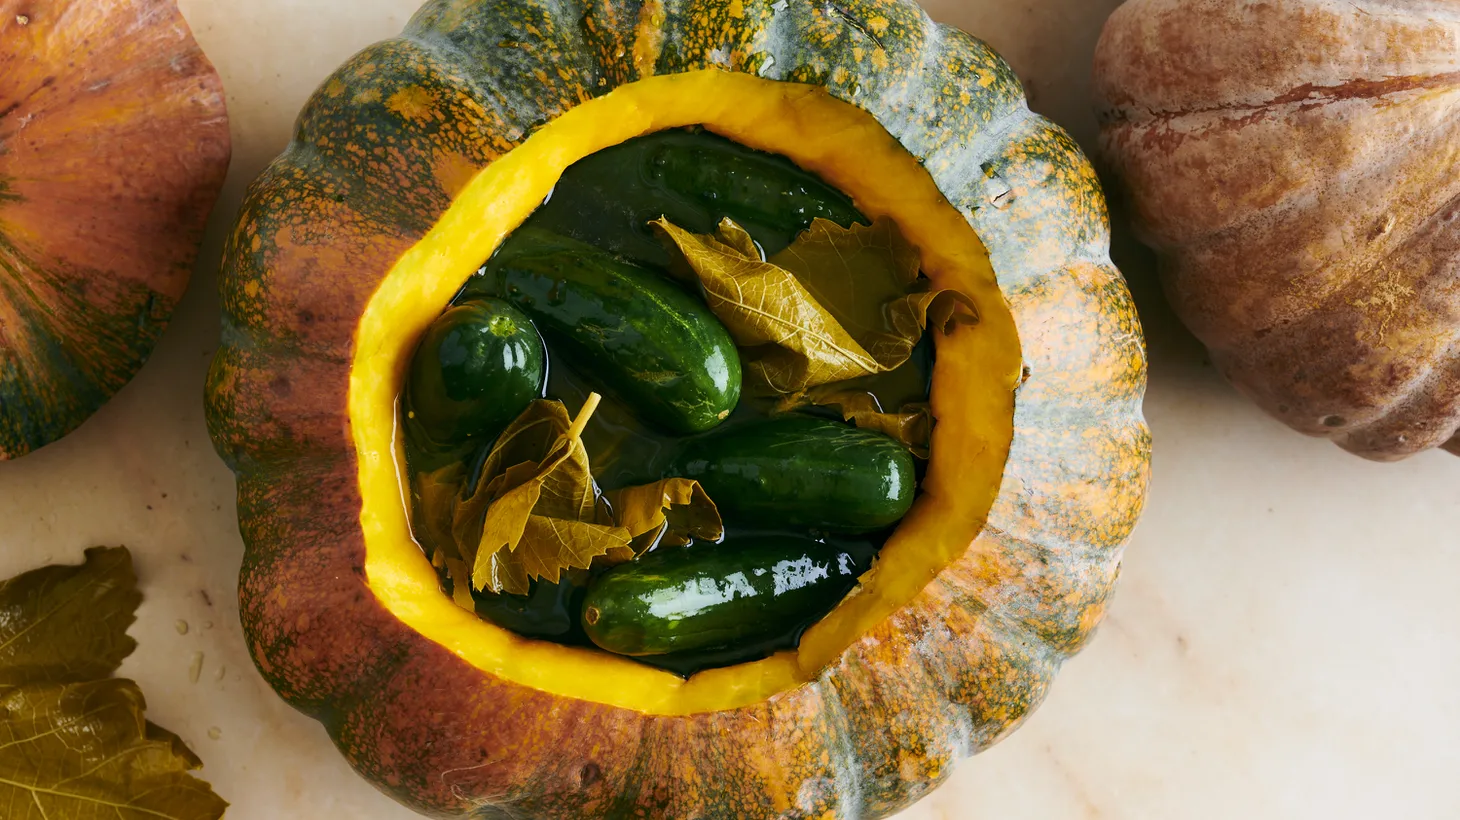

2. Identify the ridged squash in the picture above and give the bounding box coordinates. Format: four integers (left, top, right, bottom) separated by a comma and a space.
1096, 0, 1460, 460
0, 0, 230, 459
207, 0, 1151, 816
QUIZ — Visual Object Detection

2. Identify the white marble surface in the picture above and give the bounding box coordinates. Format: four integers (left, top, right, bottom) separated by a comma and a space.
1, 0, 1458, 817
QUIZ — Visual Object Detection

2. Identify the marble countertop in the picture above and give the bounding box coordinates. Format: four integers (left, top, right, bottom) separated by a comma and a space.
2, 0, 1457, 817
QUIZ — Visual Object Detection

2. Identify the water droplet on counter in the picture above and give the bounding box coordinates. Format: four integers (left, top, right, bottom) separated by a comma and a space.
188, 652, 205, 684
175, 620, 189, 635
207, 727, 222, 740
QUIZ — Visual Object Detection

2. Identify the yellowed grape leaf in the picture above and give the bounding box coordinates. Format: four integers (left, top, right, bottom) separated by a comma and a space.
653, 216, 976, 396
414, 462, 465, 557
0, 548, 228, 819
602, 478, 723, 563
447, 562, 475, 610
653, 217, 876, 392
772, 218, 977, 369
0, 545, 140, 685
779, 388, 933, 458
452, 397, 631, 595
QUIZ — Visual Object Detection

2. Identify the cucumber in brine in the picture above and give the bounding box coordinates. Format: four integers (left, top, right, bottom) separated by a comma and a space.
582, 535, 865, 656
521, 128, 868, 266
405, 297, 547, 449
670, 416, 917, 533
472, 228, 741, 435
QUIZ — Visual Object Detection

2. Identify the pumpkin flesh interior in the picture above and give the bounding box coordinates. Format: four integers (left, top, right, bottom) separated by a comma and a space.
352, 70, 1021, 716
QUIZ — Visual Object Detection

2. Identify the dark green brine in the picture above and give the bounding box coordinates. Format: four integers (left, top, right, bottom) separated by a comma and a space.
403, 127, 931, 675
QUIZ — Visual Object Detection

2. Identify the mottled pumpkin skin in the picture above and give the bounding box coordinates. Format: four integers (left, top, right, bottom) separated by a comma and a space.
1095, 0, 1460, 461
0, 0, 230, 460
207, 0, 1150, 817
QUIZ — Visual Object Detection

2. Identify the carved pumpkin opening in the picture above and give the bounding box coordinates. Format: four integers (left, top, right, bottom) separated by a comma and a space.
350, 70, 1020, 715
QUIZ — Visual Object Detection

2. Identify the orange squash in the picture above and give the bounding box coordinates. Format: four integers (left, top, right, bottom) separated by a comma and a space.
0, 0, 230, 459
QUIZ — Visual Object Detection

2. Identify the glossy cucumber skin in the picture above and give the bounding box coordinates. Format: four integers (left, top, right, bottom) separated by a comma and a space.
644, 137, 865, 235
582, 535, 864, 656
522, 128, 866, 268
405, 298, 546, 448
473, 228, 741, 435
672, 416, 917, 533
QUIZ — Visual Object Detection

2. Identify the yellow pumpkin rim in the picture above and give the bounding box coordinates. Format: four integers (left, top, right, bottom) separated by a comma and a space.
350, 69, 1022, 716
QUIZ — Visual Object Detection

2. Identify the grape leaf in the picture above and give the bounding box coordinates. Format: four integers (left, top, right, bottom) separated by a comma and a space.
653, 216, 977, 395
0, 547, 227, 819
602, 478, 723, 563
778, 388, 933, 458
422, 401, 726, 596
414, 462, 466, 556
0, 545, 140, 685
0, 679, 227, 819
453, 398, 632, 596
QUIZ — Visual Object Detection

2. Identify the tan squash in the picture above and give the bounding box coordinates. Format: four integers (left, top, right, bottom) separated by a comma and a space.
1095, 0, 1460, 460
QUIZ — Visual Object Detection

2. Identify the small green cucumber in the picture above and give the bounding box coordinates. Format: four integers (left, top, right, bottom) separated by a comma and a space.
643, 135, 866, 236
671, 416, 916, 533
405, 297, 546, 448
582, 535, 864, 656
473, 228, 741, 435
519, 128, 867, 266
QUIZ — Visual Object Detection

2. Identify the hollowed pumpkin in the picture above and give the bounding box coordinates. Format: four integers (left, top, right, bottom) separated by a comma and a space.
0, 0, 230, 459
1095, 0, 1460, 460
206, 0, 1150, 816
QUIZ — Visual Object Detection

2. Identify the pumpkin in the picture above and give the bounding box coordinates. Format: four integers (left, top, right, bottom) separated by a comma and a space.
1094, 0, 1460, 461
0, 0, 230, 460
206, 0, 1150, 816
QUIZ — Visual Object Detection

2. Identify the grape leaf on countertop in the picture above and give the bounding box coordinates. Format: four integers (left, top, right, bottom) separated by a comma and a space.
0, 546, 227, 820
0, 544, 140, 685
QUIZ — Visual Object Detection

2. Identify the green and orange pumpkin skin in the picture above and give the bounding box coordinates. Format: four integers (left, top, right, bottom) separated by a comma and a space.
205, 0, 1151, 817
0, 0, 230, 459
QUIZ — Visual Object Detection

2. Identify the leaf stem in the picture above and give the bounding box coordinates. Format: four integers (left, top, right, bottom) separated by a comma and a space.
567, 392, 602, 441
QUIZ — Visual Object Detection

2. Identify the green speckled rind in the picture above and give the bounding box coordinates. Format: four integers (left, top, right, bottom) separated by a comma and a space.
205, 0, 1151, 817
0, 0, 230, 460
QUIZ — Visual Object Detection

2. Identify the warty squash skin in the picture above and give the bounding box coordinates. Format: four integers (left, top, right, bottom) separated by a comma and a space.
206, 0, 1151, 817
1095, 0, 1460, 461
0, 0, 230, 459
